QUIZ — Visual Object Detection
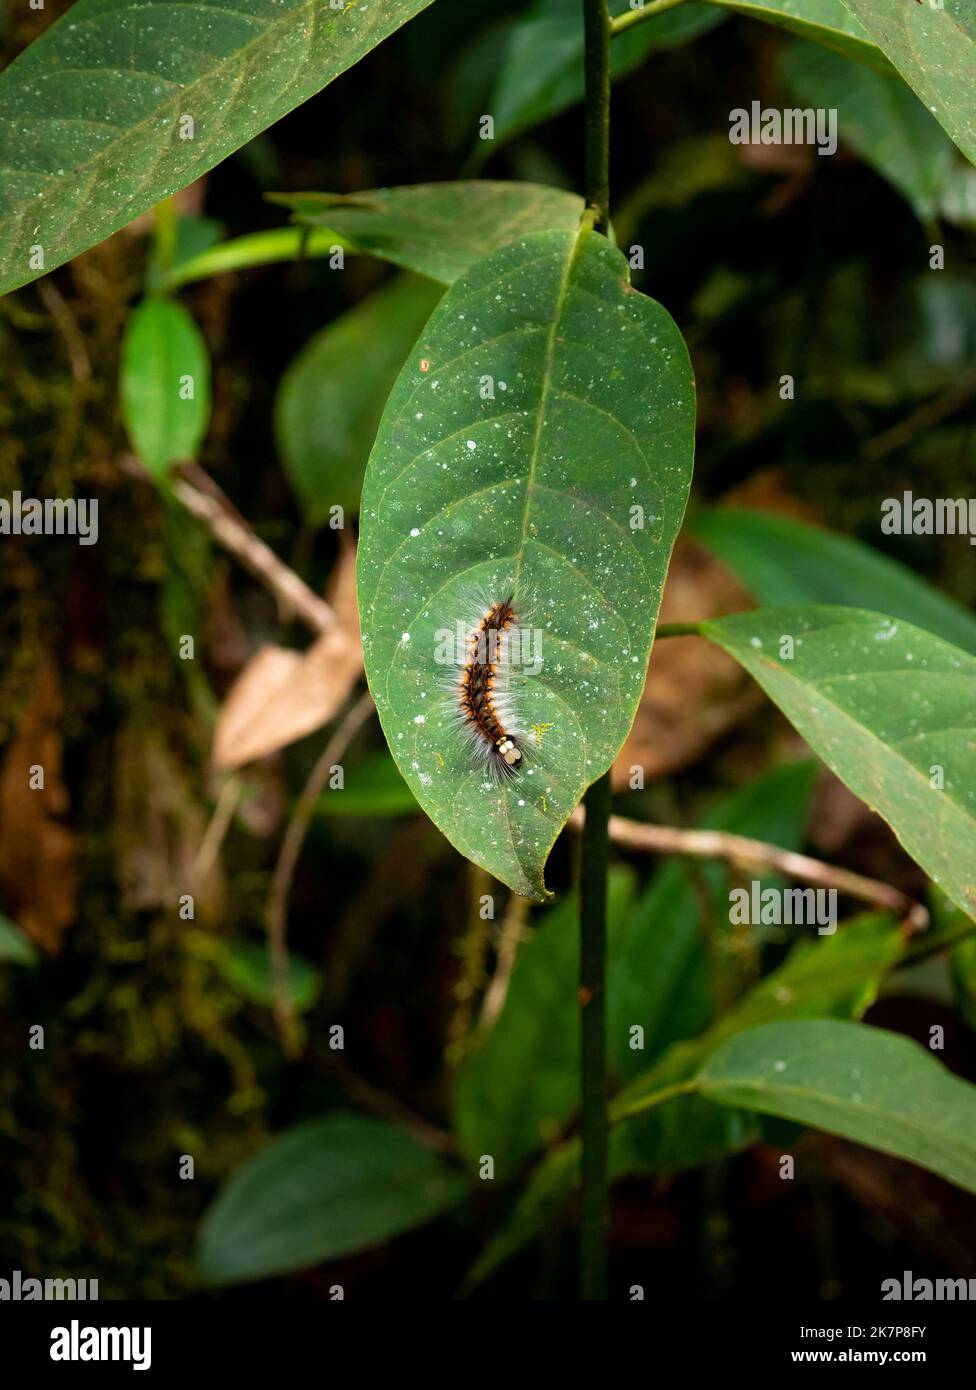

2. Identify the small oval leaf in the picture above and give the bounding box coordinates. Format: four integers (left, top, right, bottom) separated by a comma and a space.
220, 942, 321, 1014
197, 1113, 467, 1285
120, 298, 211, 483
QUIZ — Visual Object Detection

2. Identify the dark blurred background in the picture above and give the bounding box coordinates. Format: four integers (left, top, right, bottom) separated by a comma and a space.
1, 0, 975, 1300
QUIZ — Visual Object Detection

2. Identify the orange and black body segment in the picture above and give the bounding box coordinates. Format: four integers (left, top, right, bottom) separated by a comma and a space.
459, 596, 524, 776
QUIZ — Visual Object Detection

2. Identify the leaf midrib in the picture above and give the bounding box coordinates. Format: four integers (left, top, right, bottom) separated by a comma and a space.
513, 222, 589, 590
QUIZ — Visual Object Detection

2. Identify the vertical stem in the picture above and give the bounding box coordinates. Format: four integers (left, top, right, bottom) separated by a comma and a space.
579, 0, 613, 1303
579, 768, 612, 1299
153, 196, 178, 279
583, 0, 611, 236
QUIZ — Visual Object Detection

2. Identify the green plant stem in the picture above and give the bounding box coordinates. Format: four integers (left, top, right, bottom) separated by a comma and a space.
578, 0, 614, 1304
611, 1078, 699, 1124
583, 0, 612, 235
610, 0, 689, 37
153, 196, 178, 282
579, 768, 612, 1299
655, 621, 704, 638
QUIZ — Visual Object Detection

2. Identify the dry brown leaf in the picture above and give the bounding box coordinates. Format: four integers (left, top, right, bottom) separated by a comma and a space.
0, 662, 77, 954
613, 538, 759, 787
212, 540, 362, 770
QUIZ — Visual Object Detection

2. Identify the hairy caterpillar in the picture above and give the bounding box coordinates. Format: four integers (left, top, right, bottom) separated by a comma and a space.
457, 594, 526, 781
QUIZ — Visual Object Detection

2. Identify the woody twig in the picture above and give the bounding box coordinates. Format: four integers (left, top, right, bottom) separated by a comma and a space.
571, 806, 928, 931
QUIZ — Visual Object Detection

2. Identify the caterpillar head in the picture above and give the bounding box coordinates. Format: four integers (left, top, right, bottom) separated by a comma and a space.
496, 736, 523, 769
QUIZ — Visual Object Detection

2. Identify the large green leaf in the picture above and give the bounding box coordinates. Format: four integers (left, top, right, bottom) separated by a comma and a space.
453, 868, 636, 1180
691, 509, 976, 655
702, 607, 976, 923
0, 0, 436, 294
710, 0, 889, 70
486, 0, 724, 147
357, 224, 696, 898
120, 298, 211, 482
781, 37, 957, 221
275, 274, 443, 521
700, 1018, 976, 1192
196, 1113, 467, 1285
466, 911, 903, 1287
842, 0, 976, 166
274, 181, 584, 287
